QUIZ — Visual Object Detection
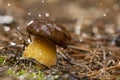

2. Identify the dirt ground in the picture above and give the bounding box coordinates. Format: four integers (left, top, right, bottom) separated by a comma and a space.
0, 0, 120, 80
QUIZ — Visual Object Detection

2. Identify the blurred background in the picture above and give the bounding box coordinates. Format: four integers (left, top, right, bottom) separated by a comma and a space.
0, 0, 120, 43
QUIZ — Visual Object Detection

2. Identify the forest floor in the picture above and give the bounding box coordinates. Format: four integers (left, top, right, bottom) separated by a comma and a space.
0, 0, 120, 80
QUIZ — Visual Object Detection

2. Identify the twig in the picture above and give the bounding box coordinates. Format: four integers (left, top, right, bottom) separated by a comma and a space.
87, 64, 120, 77
68, 45, 90, 52
57, 49, 83, 66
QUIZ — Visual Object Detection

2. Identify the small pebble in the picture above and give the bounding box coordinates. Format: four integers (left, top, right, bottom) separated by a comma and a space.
115, 35, 120, 47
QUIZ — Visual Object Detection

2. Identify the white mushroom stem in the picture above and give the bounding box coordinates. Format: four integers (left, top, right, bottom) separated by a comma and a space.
23, 37, 57, 67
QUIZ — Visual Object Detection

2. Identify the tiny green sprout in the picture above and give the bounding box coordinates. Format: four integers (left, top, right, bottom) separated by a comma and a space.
36, 71, 45, 80
16, 69, 27, 76
7, 68, 15, 75
0, 57, 4, 63
30, 72, 37, 78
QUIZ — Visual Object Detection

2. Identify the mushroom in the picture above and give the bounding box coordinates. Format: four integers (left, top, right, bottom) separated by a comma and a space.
23, 19, 71, 66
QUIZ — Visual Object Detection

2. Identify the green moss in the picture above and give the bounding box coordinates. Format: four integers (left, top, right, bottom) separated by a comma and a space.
0, 57, 4, 63
7, 68, 46, 80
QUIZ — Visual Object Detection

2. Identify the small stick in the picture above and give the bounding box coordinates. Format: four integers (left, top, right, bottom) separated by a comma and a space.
87, 64, 120, 77
57, 49, 84, 66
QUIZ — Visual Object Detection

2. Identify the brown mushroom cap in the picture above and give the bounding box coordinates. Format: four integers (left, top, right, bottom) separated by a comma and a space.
27, 19, 71, 48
